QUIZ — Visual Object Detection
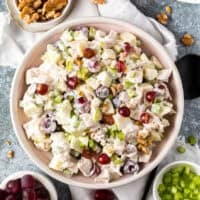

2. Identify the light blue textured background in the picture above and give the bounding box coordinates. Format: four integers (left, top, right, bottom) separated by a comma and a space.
0, 1, 200, 199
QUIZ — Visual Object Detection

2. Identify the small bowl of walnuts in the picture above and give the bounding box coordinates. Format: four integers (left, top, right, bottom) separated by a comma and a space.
6, 0, 73, 32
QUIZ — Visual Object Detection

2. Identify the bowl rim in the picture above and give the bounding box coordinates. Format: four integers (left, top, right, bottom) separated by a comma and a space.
0, 170, 58, 200
10, 16, 184, 189
152, 160, 200, 200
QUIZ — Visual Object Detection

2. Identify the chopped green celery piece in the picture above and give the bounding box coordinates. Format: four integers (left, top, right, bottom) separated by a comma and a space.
123, 80, 133, 89
89, 27, 96, 39
183, 165, 191, 175
64, 133, 72, 143
187, 135, 197, 146
79, 136, 89, 148
171, 186, 177, 194
113, 44, 122, 53
107, 66, 117, 75
63, 169, 72, 176
77, 67, 90, 80
158, 184, 165, 193
127, 88, 135, 98
69, 30, 74, 41
152, 103, 162, 114
88, 139, 95, 149
163, 173, 172, 185
111, 154, 123, 165
176, 145, 186, 154
54, 96, 63, 104
116, 131, 125, 141
65, 60, 73, 72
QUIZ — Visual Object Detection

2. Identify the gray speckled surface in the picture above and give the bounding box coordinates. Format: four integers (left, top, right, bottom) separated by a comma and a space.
0, 1, 200, 199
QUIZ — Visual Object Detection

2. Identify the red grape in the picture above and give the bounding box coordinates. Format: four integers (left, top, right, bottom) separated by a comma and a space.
124, 42, 132, 53
118, 106, 130, 117
6, 179, 21, 194
0, 189, 8, 199
22, 189, 36, 200
140, 112, 151, 124
78, 97, 87, 104
36, 84, 48, 95
21, 175, 35, 189
145, 91, 156, 102
66, 76, 79, 89
97, 153, 110, 165
93, 190, 116, 200
116, 61, 126, 73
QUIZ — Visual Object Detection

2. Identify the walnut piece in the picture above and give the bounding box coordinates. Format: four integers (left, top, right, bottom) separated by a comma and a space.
181, 33, 194, 46
156, 13, 168, 25
165, 5, 172, 15
7, 150, 15, 159
91, 0, 106, 4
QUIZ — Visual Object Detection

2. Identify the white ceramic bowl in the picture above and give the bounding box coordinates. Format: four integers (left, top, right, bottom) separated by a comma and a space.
10, 17, 184, 189
153, 161, 200, 200
0, 171, 58, 200
6, 0, 73, 32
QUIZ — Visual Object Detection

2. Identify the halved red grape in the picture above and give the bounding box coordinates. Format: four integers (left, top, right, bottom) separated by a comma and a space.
145, 91, 156, 102
116, 61, 126, 73
21, 175, 35, 189
66, 76, 79, 89
36, 84, 48, 95
93, 190, 116, 200
78, 97, 87, 104
22, 189, 36, 200
124, 42, 132, 53
118, 106, 130, 117
140, 112, 151, 124
97, 153, 110, 165
6, 179, 21, 194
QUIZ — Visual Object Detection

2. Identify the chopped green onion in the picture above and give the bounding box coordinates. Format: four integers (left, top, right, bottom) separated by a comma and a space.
176, 145, 186, 154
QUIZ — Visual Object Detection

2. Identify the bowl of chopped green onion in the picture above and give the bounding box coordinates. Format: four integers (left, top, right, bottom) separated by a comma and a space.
153, 161, 200, 200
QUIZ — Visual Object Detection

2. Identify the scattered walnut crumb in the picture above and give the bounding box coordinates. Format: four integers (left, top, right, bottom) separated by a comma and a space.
5, 140, 11, 145
165, 5, 172, 15
91, 0, 106, 4
156, 13, 168, 25
7, 150, 15, 159
181, 33, 194, 46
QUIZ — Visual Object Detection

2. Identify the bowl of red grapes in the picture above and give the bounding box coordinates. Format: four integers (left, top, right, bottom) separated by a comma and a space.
0, 171, 57, 200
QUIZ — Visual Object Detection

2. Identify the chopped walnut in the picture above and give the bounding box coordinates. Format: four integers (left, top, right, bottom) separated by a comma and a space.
181, 33, 194, 46
74, 57, 83, 67
156, 13, 168, 25
91, 0, 106, 4
110, 83, 123, 96
165, 6, 172, 15
5, 140, 11, 145
7, 150, 15, 159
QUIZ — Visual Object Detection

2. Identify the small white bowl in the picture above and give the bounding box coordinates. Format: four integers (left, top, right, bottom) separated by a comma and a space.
153, 161, 200, 200
6, 0, 73, 32
0, 171, 58, 200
